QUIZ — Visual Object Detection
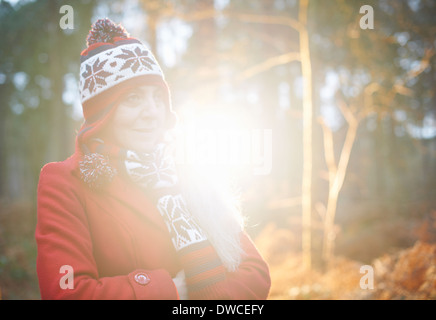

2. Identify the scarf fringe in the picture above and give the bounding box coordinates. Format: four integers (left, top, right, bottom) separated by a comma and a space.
177, 165, 245, 272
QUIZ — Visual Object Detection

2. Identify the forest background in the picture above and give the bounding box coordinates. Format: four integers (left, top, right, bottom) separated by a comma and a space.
0, 0, 435, 299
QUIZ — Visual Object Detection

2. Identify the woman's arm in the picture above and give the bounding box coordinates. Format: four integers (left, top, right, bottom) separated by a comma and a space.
35, 162, 179, 300
187, 232, 271, 300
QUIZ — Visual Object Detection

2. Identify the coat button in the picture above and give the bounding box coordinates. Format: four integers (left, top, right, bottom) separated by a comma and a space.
134, 273, 150, 286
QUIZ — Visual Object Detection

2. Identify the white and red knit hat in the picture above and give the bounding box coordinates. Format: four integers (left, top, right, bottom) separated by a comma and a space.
76, 18, 176, 149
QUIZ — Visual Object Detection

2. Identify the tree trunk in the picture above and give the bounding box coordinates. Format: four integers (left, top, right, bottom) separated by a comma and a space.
322, 118, 358, 264
46, 2, 64, 162
299, 0, 312, 270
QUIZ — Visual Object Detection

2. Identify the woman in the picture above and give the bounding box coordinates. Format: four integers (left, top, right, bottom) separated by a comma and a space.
35, 18, 270, 300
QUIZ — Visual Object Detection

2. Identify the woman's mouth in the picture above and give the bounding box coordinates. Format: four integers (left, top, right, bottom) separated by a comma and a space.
134, 127, 156, 133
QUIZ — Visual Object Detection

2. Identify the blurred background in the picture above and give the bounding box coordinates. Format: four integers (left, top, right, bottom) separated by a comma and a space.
0, 0, 435, 299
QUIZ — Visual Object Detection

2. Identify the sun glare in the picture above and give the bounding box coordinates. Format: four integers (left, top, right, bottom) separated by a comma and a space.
173, 104, 272, 184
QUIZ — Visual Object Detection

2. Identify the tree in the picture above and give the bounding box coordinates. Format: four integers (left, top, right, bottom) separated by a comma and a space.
0, 0, 97, 200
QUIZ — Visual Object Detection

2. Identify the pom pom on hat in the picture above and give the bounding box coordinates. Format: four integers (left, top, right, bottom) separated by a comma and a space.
86, 18, 130, 46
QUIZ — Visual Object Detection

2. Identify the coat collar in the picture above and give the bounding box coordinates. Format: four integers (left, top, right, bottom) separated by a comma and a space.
71, 151, 168, 233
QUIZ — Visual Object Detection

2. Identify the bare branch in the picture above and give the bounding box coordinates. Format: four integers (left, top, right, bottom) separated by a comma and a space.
161, 6, 302, 32
318, 116, 337, 188
160, 6, 217, 22
405, 48, 434, 81
337, 98, 358, 127
226, 12, 302, 32
322, 113, 359, 262
394, 84, 413, 97
237, 52, 300, 81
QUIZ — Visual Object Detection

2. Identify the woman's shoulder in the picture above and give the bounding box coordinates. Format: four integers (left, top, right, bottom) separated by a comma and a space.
39, 153, 81, 186
37, 153, 88, 212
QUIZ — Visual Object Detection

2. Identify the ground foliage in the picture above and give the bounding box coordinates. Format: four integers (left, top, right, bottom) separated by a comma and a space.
256, 212, 436, 300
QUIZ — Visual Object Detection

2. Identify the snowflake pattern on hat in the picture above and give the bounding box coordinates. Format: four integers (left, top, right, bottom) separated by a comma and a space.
79, 43, 164, 102
115, 47, 157, 73
81, 58, 113, 94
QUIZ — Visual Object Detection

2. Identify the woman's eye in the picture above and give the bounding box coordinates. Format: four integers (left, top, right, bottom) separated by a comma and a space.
127, 94, 140, 103
154, 92, 165, 106
122, 93, 141, 106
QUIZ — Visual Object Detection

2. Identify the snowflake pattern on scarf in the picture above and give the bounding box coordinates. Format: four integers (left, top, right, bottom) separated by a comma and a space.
157, 194, 206, 250
124, 144, 207, 250
124, 144, 177, 189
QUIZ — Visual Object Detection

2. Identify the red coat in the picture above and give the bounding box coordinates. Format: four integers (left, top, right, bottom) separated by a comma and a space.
35, 152, 271, 300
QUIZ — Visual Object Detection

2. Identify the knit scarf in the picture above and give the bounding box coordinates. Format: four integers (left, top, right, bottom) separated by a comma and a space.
123, 143, 210, 251
79, 139, 236, 296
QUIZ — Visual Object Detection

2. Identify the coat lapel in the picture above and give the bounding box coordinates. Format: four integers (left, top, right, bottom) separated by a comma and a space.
104, 173, 168, 233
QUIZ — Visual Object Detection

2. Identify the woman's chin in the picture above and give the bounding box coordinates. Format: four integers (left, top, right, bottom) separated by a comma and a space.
131, 140, 157, 153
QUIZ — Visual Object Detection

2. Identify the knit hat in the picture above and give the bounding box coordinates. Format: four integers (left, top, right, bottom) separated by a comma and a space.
76, 18, 176, 150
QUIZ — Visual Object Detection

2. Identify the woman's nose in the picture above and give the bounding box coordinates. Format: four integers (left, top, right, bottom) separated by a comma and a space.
139, 97, 158, 116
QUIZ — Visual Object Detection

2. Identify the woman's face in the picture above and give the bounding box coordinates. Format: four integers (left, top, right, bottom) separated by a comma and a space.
105, 85, 167, 153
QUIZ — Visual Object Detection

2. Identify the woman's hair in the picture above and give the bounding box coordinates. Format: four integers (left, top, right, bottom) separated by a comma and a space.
178, 165, 245, 272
